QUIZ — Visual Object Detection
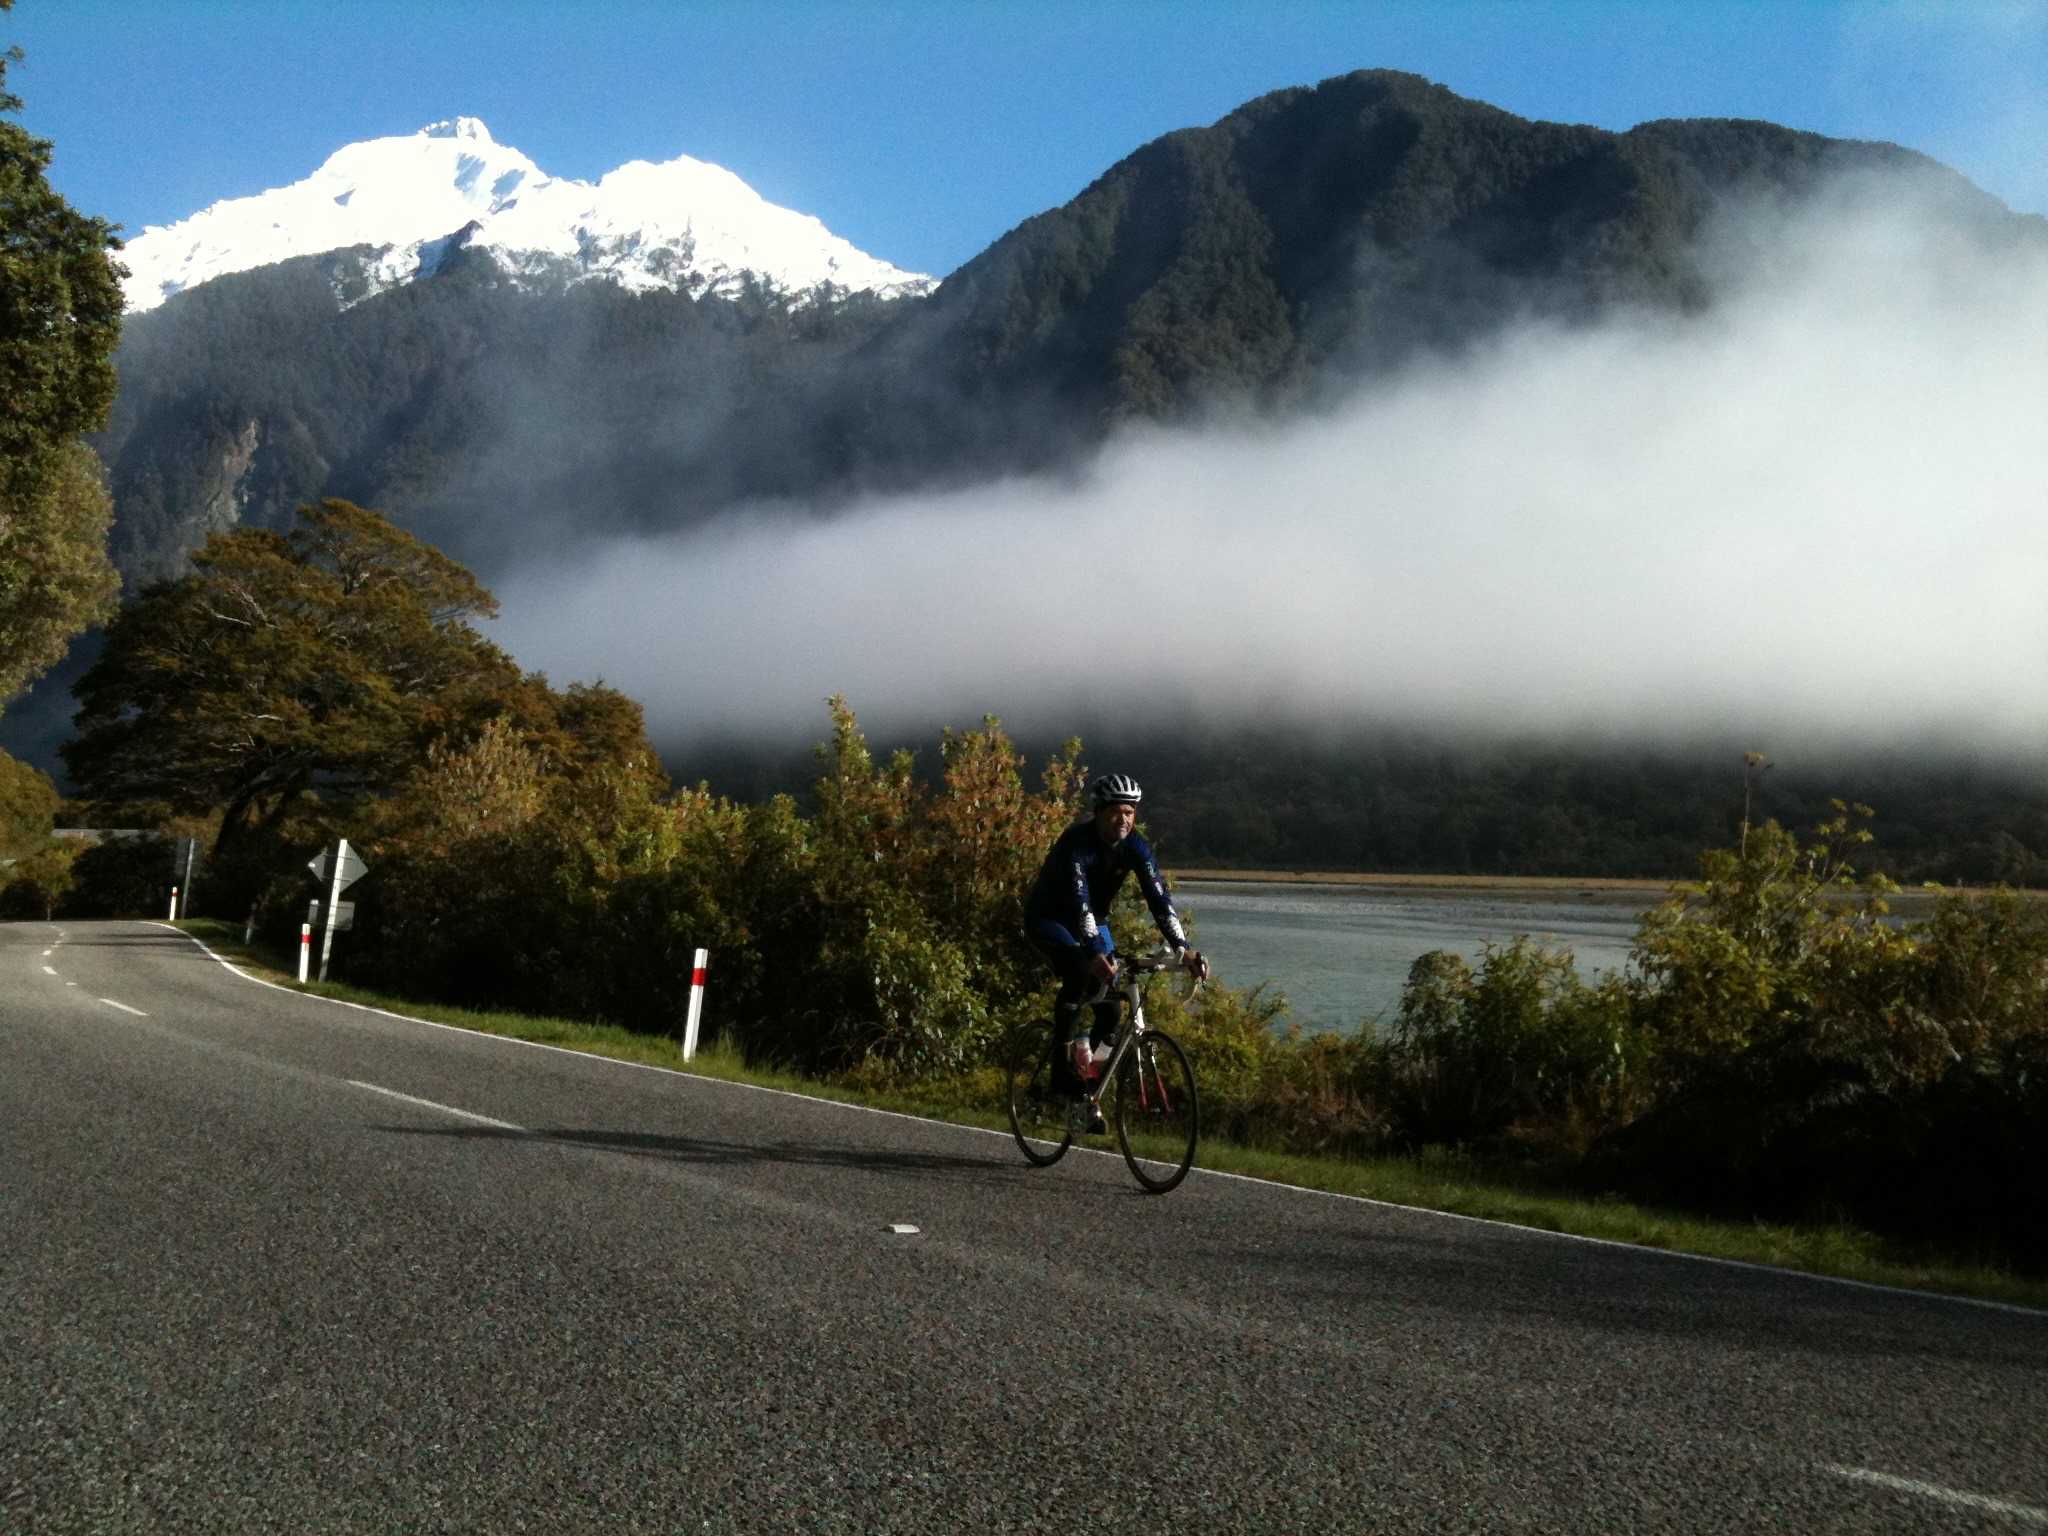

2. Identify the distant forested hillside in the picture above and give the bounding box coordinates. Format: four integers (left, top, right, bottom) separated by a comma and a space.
672, 723, 2048, 886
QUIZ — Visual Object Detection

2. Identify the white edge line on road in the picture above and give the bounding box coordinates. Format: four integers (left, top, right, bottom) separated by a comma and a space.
98, 998, 148, 1017
151, 922, 2044, 1320
344, 1079, 526, 1132
1822, 1464, 2048, 1524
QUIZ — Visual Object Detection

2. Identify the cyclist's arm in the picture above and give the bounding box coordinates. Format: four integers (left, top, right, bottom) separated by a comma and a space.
1127, 836, 1189, 953
1067, 845, 1113, 957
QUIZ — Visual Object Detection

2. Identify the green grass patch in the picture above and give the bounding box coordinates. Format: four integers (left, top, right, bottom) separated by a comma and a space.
175, 918, 2046, 1312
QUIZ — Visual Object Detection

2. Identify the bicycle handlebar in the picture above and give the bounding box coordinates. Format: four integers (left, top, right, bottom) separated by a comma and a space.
1075, 946, 1204, 1007
1127, 947, 1196, 975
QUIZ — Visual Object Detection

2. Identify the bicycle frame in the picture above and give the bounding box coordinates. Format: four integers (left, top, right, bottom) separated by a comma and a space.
1077, 950, 1193, 1118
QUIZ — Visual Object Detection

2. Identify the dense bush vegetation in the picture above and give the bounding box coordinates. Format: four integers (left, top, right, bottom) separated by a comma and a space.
333, 699, 1088, 1079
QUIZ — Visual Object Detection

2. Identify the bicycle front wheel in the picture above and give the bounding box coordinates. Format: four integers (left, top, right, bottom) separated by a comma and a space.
1113, 1030, 1198, 1193
1006, 1020, 1074, 1167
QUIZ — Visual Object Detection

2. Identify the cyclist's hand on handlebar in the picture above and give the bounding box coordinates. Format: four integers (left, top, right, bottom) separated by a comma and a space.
1089, 952, 1119, 985
1182, 948, 1210, 983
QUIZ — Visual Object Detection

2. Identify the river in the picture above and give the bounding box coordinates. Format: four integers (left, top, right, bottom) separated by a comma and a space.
1174, 879, 1657, 1035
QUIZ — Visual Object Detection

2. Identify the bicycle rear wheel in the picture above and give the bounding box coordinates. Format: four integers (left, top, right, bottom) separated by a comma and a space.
1006, 1020, 1074, 1167
1114, 1030, 1198, 1193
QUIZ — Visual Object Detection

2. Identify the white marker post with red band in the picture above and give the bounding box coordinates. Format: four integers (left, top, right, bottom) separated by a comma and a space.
297, 923, 312, 983
682, 948, 710, 1061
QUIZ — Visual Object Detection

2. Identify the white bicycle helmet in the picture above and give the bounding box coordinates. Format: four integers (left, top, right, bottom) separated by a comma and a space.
1089, 773, 1143, 808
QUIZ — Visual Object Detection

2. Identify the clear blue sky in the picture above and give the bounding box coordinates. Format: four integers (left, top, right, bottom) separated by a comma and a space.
8, 0, 2045, 279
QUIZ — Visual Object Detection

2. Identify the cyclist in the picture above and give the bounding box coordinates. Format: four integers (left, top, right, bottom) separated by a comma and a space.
1024, 773, 1208, 1129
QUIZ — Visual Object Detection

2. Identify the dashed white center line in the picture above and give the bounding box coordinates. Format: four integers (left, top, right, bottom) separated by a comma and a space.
345, 1080, 525, 1132
1822, 1465, 2048, 1525
42, 965, 58, 976
98, 998, 148, 1017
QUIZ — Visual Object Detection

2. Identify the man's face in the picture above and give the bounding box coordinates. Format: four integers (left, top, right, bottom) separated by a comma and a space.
1095, 802, 1137, 844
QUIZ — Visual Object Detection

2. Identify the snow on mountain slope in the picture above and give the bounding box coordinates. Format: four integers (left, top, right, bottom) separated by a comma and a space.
119, 117, 934, 312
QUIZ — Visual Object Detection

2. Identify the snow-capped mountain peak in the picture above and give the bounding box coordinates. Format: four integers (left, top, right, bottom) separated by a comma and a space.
120, 120, 933, 313
421, 116, 492, 140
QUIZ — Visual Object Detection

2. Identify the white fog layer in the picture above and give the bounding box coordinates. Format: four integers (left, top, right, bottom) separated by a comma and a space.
493, 181, 2048, 753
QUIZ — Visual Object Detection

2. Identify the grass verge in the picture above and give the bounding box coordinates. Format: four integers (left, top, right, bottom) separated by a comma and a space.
178, 917, 2046, 1312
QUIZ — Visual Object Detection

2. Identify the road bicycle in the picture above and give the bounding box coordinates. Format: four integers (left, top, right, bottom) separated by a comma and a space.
1004, 947, 1201, 1194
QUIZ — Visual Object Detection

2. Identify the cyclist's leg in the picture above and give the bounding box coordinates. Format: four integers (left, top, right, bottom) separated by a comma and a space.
1090, 993, 1120, 1051
1083, 923, 1118, 1057
1025, 920, 1095, 1095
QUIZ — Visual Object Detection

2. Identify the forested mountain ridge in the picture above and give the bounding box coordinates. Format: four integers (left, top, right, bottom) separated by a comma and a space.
88, 69, 2028, 592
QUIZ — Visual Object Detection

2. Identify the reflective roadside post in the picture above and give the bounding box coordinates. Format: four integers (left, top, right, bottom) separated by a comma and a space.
682, 949, 710, 1061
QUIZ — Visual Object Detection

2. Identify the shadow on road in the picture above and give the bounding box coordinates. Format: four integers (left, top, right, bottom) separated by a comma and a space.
1196, 1225, 2048, 1367
378, 1121, 1031, 1185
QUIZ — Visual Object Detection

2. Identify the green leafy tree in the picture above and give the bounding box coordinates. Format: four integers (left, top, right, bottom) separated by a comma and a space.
1387, 939, 1641, 1148
61, 832, 168, 917
0, 2, 124, 704
0, 743, 57, 858
64, 499, 521, 852
1602, 808, 2048, 1257
1630, 802, 1929, 1091
0, 837, 73, 918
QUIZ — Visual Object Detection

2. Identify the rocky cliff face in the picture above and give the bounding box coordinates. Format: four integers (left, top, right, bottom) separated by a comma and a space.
192, 421, 262, 543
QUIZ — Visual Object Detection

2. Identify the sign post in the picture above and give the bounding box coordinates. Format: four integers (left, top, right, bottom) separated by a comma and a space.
167, 836, 199, 919
306, 839, 369, 983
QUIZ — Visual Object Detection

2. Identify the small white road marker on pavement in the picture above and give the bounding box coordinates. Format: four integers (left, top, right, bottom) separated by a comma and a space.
98, 998, 148, 1016
887, 1224, 920, 1235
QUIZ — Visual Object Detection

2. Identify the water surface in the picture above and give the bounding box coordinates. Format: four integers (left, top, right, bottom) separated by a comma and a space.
1175, 880, 1649, 1035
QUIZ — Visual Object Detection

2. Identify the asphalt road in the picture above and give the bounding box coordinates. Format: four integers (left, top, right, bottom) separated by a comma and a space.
4, 920, 2045, 1534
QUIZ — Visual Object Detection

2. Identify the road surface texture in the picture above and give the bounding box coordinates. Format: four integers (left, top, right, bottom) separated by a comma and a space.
4, 920, 2044, 1533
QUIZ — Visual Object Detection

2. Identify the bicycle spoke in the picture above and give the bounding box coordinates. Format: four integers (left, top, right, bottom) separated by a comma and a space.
1114, 1031, 1198, 1193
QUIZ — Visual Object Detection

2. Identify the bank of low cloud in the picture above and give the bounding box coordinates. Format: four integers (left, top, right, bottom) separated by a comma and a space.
495, 182, 2048, 756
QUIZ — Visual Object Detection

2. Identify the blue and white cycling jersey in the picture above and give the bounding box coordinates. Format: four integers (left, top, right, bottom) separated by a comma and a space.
1023, 820, 1187, 957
